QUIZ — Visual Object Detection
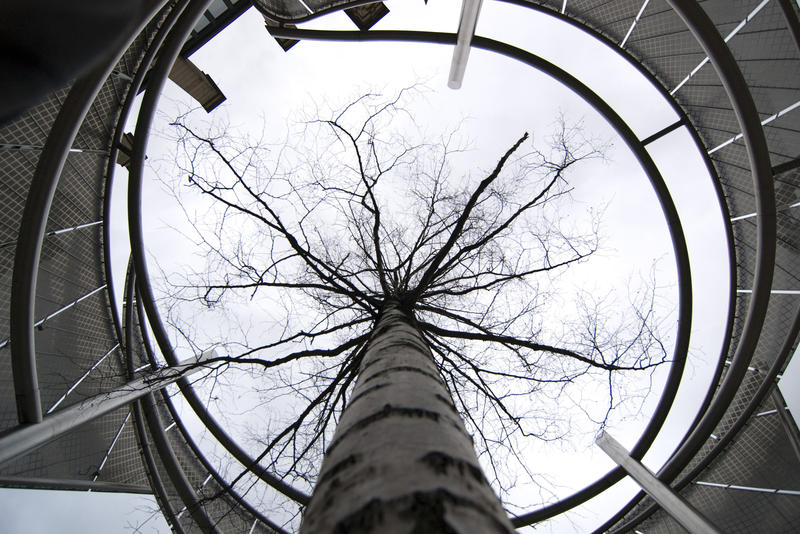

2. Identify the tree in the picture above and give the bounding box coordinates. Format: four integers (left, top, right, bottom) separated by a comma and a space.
157, 88, 667, 532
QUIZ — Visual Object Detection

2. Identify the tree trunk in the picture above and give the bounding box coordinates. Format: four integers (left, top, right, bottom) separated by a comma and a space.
300, 302, 515, 533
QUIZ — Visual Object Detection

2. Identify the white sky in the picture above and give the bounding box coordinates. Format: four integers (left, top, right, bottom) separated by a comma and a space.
8, 1, 799, 533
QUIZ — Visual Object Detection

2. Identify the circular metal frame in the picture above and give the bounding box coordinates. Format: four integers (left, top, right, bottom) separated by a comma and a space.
127, 24, 695, 528
2, 0, 793, 531
121, 2, 783, 529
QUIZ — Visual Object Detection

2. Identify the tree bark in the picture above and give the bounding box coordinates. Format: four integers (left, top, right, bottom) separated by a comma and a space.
300, 301, 515, 533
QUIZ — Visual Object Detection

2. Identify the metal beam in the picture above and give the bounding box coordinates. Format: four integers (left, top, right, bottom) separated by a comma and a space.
656, 0, 776, 481
641, 118, 686, 146
167, 56, 226, 112
0, 353, 218, 467
596, 432, 721, 534
448, 0, 483, 89
9, 67, 111, 425
0, 476, 150, 494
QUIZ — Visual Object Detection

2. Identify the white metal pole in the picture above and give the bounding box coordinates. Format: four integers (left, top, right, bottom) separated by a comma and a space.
448, 0, 483, 89
0, 351, 217, 466
596, 431, 721, 534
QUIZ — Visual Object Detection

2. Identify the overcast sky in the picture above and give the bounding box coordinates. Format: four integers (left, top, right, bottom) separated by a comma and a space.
5, 1, 798, 533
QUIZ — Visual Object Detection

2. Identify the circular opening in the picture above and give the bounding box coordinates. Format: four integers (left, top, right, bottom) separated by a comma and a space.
113, 2, 732, 531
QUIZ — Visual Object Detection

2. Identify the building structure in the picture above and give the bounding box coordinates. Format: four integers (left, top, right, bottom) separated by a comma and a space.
0, 0, 799, 532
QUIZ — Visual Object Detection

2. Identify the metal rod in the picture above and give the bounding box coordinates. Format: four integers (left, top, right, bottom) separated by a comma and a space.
731, 199, 800, 222
92, 412, 131, 481
0, 353, 217, 466
736, 289, 800, 294
754, 409, 778, 417
709, 99, 800, 154
0, 143, 106, 154
772, 156, 800, 176
0, 220, 102, 250
47, 343, 120, 413
620, 0, 651, 48
33, 284, 107, 330
596, 432, 721, 534
671, 0, 772, 95
607, 292, 800, 533
0, 476, 150, 493
448, 0, 483, 89
695, 480, 800, 496
641, 118, 686, 146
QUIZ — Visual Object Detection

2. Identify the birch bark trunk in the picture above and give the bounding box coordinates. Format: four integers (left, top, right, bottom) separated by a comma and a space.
300, 301, 515, 533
